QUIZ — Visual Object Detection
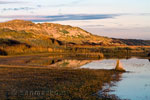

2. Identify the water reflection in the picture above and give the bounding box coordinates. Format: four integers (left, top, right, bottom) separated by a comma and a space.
0, 54, 95, 68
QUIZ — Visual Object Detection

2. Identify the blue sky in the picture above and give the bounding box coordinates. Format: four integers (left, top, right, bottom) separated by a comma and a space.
0, 0, 150, 39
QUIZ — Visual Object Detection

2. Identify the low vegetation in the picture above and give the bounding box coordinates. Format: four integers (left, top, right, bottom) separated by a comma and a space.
60, 29, 69, 34
0, 67, 122, 100
113, 38, 150, 46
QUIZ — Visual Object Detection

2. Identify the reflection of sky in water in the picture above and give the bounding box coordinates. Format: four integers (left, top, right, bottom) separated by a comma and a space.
81, 58, 150, 100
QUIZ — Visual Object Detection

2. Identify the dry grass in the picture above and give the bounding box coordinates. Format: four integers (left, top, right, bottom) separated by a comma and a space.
0, 67, 122, 100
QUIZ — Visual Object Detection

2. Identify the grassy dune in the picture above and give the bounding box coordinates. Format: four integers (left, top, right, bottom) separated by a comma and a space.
0, 20, 150, 56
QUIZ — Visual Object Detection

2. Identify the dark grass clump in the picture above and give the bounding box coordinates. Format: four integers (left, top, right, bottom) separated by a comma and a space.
148, 53, 150, 57
0, 49, 7, 55
0, 67, 122, 100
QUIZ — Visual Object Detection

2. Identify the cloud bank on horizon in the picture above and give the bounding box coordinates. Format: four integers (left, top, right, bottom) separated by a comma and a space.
0, 0, 150, 39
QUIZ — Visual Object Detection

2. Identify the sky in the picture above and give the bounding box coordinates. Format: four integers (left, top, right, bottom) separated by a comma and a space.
0, 0, 150, 39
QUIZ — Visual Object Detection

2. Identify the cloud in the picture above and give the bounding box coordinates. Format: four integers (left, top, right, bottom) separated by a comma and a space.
135, 13, 150, 16
82, 25, 105, 28
1, 13, 150, 23
48, 0, 85, 7
2, 7, 34, 11
0, 14, 119, 22
66, 0, 85, 6
36, 5, 42, 8
28, 14, 119, 22
0, 0, 24, 4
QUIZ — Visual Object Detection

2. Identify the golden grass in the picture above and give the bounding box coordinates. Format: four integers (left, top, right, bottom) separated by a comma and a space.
0, 67, 122, 100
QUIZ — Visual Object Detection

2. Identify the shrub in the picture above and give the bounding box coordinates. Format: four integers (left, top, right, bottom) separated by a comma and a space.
60, 29, 69, 34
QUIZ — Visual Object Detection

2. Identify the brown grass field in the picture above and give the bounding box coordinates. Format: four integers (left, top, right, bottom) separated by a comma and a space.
0, 66, 123, 100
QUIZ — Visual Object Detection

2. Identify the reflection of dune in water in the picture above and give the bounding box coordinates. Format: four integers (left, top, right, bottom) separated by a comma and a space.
0, 54, 93, 68
48, 60, 92, 68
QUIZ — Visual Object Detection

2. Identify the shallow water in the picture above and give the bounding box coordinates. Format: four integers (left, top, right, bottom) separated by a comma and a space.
81, 58, 150, 100
0, 54, 93, 68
